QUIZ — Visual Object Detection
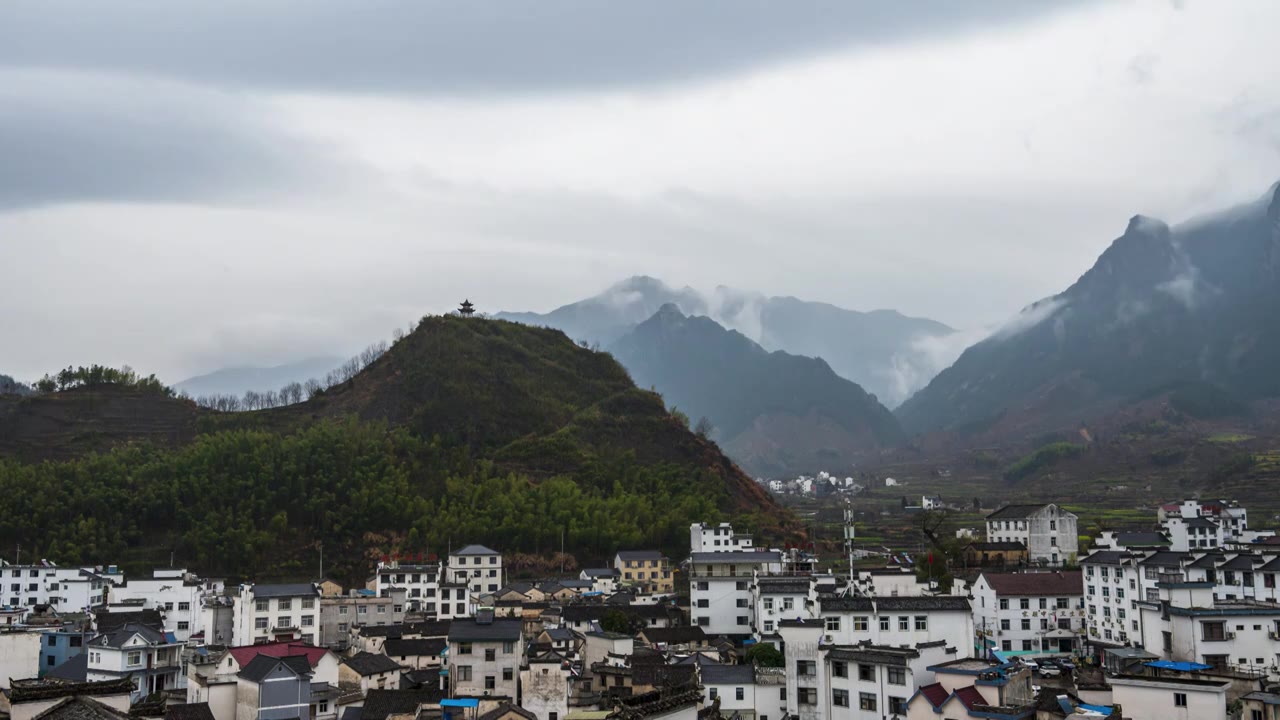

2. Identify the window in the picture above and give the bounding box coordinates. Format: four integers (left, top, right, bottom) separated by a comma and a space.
736, 581, 748, 591
1022, 640, 1033, 651
697, 599, 709, 608
255, 599, 269, 613
1174, 693, 1187, 707
853, 616, 867, 631
708, 688, 718, 700
1202, 621, 1226, 641
797, 660, 816, 676
1019, 598, 1030, 610
455, 666, 472, 681
485, 648, 496, 661
914, 616, 927, 631
859, 693, 877, 711
879, 616, 890, 631
887, 666, 906, 685
503, 641, 515, 653
339, 606, 349, 615
277, 616, 290, 628
255, 618, 268, 630
1039, 598, 1047, 609
503, 667, 514, 681
178, 602, 190, 612
783, 598, 794, 611
358, 606, 368, 615
735, 688, 744, 701
999, 598, 1009, 610
48, 635, 57, 647
889, 696, 908, 715
1021, 619, 1031, 631
736, 598, 749, 608
737, 616, 748, 626
697, 582, 708, 591
177, 621, 189, 630
301, 615, 314, 627
832, 689, 849, 707
302, 598, 315, 609
127, 651, 142, 666
832, 661, 847, 678
858, 664, 874, 681
1000, 619, 1010, 631
825, 617, 841, 632
338, 623, 348, 632
70, 636, 82, 647
279, 599, 292, 611
763, 598, 774, 611
458, 642, 472, 655
898, 616, 909, 631
797, 688, 816, 705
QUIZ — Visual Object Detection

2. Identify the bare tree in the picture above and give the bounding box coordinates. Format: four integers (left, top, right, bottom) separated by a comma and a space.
243, 390, 261, 411
304, 378, 323, 399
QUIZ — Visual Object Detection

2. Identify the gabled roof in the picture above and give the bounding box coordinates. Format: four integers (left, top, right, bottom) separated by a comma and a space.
227, 641, 329, 670
238, 654, 313, 683
979, 571, 1082, 597
699, 664, 753, 685
361, 689, 446, 720
448, 618, 522, 642
476, 704, 537, 720
638, 626, 707, 645
615, 551, 665, 562
250, 583, 318, 598
967, 541, 1027, 551
90, 623, 170, 648
1190, 554, 1226, 568
1183, 516, 1219, 528
1219, 554, 1263, 570
1080, 550, 1127, 565
1113, 532, 1170, 547
31, 696, 130, 720
343, 652, 403, 676
582, 568, 618, 578
916, 682, 948, 709
986, 504, 1051, 520
94, 610, 163, 634
46, 653, 89, 682
952, 685, 987, 710
689, 551, 780, 564
1139, 551, 1191, 567
450, 545, 498, 556
383, 638, 447, 658
164, 703, 216, 720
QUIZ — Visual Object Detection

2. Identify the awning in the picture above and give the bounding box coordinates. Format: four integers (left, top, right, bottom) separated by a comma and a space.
1145, 660, 1212, 672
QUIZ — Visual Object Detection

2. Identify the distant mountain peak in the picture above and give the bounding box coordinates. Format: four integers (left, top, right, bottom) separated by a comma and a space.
1125, 214, 1170, 237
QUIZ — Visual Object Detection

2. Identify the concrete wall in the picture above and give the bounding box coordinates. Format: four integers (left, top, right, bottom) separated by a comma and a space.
0, 632, 43, 688
1110, 678, 1226, 720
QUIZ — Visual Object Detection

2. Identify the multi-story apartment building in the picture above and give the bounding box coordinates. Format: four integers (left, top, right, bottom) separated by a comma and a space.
0, 562, 120, 611
613, 551, 673, 594
984, 504, 1078, 566
753, 576, 816, 637
109, 568, 213, 642
447, 613, 524, 700
814, 596, 975, 652
446, 545, 503, 599
39, 627, 94, 676
778, 618, 959, 720
971, 571, 1084, 656
690, 522, 755, 553
318, 588, 405, 648
85, 622, 184, 702
372, 561, 440, 614
232, 583, 320, 646
689, 550, 783, 638
1136, 576, 1280, 674
1160, 499, 1274, 550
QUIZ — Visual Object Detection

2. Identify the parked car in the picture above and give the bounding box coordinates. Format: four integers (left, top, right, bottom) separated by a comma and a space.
1039, 664, 1063, 678
1020, 659, 1039, 673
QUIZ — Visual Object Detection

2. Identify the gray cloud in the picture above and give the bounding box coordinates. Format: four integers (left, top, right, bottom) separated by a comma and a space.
0, 1, 1088, 95
0, 71, 358, 209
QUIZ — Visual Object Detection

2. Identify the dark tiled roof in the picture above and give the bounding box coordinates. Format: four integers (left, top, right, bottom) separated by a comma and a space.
1220, 555, 1263, 570
827, 645, 919, 666
1190, 554, 1226, 568
616, 551, 665, 562
95, 610, 163, 633
639, 626, 707, 645
917, 683, 948, 709
31, 696, 129, 720
582, 568, 618, 578
968, 542, 1027, 551
979, 571, 1082, 596
164, 704, 215, 720
383, 638, 446, 657
543, 627, 574, 642
1184, 517, 1218, 528
451, 545, 498, 556
1259, 557, 1280, 572
476, 704, 537, 720
820, 596, 970, 612
559, 604, 677, 621
1114, 532, 1170, 547
251, 583, 318, 598
447, 618, 522, 642
631, 663, 696, 688
91, 623, 169, 648
689, 551, 780, 563
340, 708, 363, 720
1080, 551, 1127, 565
361, 689, 445, 720
343, 652, 403, 676
953, 685, 986, 710
47, 653, 89, 681
699, 664, 753, 684
986, 504, 1050, 520
1139, 551, 1191, 567
9, 679, 134, 703
238, 654, 312, 683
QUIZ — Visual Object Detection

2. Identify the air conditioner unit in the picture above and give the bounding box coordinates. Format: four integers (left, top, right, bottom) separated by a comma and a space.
1227, 632, 1237, 640
1270, 631, 1279, 640
823, 635, 833, 643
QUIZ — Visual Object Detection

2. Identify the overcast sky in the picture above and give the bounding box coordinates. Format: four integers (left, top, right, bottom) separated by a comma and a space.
2, 0, 1278, 383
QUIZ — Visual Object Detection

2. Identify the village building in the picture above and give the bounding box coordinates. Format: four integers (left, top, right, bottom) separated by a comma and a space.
970, 571, 1084, 656
232, 583, 321, 646
984, 504, 1078, 567
612, 552, 673, 595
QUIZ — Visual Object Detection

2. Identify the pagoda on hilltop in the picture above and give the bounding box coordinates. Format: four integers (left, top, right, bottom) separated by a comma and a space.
458, 299, 476, 317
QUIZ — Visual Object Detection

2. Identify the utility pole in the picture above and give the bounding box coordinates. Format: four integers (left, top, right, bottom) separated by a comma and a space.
318, 543, 324, 582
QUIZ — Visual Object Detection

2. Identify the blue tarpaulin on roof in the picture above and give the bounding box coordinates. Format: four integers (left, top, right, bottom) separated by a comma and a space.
440, 699, 479, 708
1145, 660, 1212, 672
1078, 703, 1114, 715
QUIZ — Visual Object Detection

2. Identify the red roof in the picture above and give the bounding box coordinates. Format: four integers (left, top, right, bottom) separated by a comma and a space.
979, 571, 1082, 597
953, 685, 987, 710
918, 683, 948, 709
228, 641, 328, 669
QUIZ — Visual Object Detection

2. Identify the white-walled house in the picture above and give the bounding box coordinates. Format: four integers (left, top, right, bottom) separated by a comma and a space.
372, 561, 441, 615
85, 622, 183, 702
689, 550, 782, 638
447, 614, 524, 700
109, 568, 211, 642
0, 562, 120, 611
232, 583, 320, 646
985, 504, 1078, 566
520, 653, 570, 720
690, 522, 754, 553
1136, 579, 1280, 674
446, 545, 503, 600
970, 571, 1084, 656
1109, 675, 1229, 720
